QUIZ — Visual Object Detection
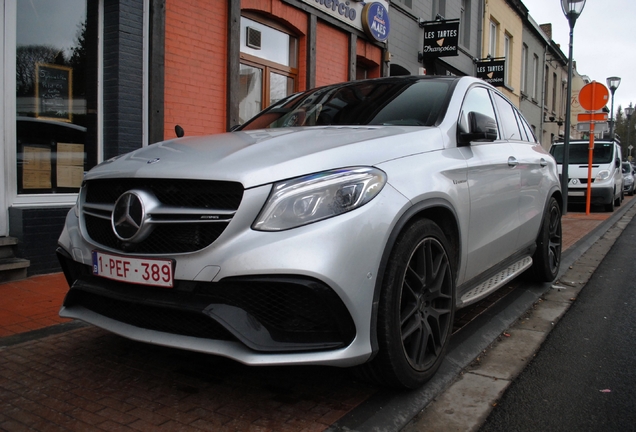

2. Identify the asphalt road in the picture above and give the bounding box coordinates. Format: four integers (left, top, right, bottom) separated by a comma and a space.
478, 213, 636, 431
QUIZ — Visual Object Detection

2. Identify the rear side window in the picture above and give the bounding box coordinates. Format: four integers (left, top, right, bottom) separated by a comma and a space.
492, 93, 522, 140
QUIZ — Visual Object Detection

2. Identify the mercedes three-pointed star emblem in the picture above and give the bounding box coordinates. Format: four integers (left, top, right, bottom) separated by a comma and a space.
112, 191, 145, 240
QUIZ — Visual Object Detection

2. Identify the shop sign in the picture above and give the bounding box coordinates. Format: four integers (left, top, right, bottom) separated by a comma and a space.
421, 20, 459, 58
299, 0, 389, 36
361, 2, 390, 43
476, 59, 506, 87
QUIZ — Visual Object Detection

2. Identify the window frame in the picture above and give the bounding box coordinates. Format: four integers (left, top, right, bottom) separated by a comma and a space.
521, 44, 527, 94
5, 0, 118, 208
489, 21, 498, 57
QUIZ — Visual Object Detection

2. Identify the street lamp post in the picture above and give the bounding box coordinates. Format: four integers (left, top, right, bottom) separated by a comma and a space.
560, 0, 586, 213
626, 103, 634, 160
607, 76, 621, 139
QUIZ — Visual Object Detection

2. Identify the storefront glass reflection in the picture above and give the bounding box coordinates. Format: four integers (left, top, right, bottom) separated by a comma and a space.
16, 0, 97, 194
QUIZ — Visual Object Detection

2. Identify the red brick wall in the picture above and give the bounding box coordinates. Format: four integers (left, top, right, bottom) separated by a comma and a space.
163, 1, 377, 139
164, 1, 228, 139
356, 38, 382, 78
316, 21, 349, 86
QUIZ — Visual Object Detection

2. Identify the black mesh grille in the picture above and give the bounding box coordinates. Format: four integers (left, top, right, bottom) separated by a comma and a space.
60, 269, 356, 351
199, 281, 341, 335
66, 289, 236, 341
85, 215, 228, 253
82, 178, 243, 254
85, 178, 243, 209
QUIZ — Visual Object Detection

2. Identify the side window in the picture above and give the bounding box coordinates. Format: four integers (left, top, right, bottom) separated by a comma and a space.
518, 113, 537, 142
512, 109, 528, 141
459, 87, 499, 139
492, 93, 522, 140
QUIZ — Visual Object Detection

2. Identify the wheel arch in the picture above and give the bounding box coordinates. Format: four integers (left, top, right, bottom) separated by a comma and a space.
367, 198, 460, 357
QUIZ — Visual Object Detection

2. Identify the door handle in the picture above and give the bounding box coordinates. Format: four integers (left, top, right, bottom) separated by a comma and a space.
508, 156, 518, 168
540, 158, 548, 167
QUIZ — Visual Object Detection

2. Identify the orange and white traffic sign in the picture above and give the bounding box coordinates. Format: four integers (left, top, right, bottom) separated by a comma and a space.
578, 81, 609, 112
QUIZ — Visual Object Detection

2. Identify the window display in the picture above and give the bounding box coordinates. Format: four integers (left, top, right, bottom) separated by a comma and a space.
15, 0, 97, 194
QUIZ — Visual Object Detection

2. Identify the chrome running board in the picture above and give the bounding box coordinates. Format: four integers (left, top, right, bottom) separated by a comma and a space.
459, 256, 533, 307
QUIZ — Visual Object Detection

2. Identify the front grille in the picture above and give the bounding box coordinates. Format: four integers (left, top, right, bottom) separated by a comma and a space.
85, 216, 227, 253
82, 178, 243, 254
85, 178, 243, 209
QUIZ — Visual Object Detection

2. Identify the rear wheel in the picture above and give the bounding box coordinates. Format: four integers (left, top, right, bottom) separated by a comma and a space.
359, 219, 455, 389
531, 196, 562, 282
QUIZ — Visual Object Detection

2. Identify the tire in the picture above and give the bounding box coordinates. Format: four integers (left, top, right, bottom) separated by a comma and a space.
616, 189, 623, 207
530, 196, 562, 282
359, 219, 455, 389
605, 194, 615, 212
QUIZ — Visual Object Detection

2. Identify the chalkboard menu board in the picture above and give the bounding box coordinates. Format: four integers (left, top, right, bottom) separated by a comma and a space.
35, 63, 73, 122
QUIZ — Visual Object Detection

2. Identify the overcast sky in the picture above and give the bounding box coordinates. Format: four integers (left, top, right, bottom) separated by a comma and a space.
522, 0, 636, 117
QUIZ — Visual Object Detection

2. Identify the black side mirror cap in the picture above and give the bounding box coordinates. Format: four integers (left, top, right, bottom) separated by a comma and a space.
175, 125, 185, 138
458, 111, 498, 145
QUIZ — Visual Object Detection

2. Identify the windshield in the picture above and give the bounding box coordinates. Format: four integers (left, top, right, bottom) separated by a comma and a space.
238, 79, 452, 130
550, 143, 615, 164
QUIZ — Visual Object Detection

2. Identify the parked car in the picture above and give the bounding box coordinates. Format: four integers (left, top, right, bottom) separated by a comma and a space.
622, 161, 635, 196
549, 140, 623, 211
57, 76, 562, 389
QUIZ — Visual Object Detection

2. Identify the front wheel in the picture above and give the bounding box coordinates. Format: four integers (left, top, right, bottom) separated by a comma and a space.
359, 219, 455, 389
530, 196, 562, 282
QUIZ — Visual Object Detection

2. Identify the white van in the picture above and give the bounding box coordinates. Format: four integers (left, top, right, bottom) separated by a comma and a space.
550, 140, 623, 211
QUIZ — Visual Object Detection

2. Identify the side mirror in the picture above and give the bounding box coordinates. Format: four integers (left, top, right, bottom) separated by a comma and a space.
459, 112, 498, 146
175, 125, 185, 138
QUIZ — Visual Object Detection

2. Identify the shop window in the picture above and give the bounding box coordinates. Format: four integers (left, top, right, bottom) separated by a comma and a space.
239, 16, 298, 124
15, 0, 97, 195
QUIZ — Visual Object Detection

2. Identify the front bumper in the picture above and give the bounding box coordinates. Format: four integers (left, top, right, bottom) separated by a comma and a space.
58, 248, 355, 352
567, 186, 614, 205
57, 182, 410, 367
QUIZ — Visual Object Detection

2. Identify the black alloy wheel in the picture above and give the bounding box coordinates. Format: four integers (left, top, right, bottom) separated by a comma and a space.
361, 218, 455, 389
531, 196, 562, 282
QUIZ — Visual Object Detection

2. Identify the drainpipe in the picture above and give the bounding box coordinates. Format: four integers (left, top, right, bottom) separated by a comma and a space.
540, 45, 547, 148
476, 0, 484, 76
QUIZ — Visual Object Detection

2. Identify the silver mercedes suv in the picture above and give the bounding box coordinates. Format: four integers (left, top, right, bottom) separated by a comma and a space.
57, 76, 562, 388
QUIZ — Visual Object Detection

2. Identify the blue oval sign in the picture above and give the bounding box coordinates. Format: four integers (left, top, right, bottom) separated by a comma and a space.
362, 2, 390, 43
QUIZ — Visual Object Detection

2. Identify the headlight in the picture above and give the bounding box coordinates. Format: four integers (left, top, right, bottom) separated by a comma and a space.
253, 167, 387, 231
596, 170, 610, 181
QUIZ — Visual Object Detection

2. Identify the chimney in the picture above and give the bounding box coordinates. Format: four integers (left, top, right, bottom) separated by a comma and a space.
540, 24, 552, 40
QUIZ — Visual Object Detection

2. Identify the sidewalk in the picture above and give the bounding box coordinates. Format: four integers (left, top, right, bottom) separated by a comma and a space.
0, 198, 629, 339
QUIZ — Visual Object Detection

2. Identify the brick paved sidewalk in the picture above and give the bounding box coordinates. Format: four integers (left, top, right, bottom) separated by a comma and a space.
0, 199, 624, 339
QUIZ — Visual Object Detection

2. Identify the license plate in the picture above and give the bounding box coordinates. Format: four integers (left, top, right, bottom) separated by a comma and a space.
569, 191, 585, 197
92, 251, 174, 288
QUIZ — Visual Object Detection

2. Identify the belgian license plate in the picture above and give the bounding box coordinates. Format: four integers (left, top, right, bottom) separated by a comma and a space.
569, 190, 585, 197
92, 251, 174, 288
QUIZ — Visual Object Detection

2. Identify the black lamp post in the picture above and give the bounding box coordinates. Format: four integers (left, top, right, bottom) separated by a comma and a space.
607, 76, 621, 139
560, 0, 586, 213
626, 103, 634, 160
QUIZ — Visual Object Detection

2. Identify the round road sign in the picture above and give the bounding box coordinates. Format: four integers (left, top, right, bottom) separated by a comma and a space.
578, 81, 609, 111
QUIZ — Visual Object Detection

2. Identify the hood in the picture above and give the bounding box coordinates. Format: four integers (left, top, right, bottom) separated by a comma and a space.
88, 126, 444, 188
